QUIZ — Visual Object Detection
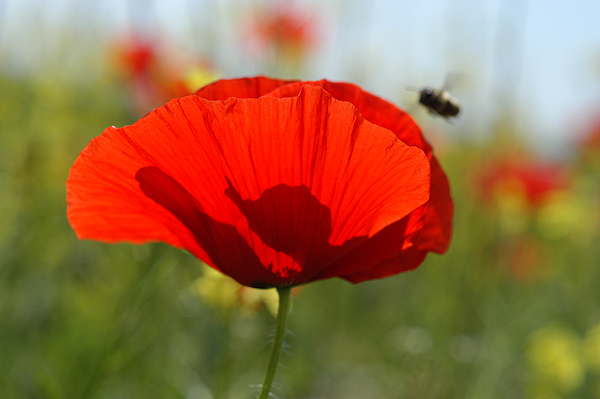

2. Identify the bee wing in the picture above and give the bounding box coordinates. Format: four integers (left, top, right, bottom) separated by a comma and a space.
441, 72, 466, 92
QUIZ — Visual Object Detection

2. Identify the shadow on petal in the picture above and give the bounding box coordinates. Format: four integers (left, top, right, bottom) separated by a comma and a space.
224, 178, 368, 281
136, 166, 275, 288
137, 166, 413, 287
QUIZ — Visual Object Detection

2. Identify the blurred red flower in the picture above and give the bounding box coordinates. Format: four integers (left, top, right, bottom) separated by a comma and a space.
115, 37, 156, 79
67, 77, 453, 288
475, 157, 570, 208
112, 35, 214, 114
576, 116, 600, 171
580, 116, 600, 150
246, 3, 317, 59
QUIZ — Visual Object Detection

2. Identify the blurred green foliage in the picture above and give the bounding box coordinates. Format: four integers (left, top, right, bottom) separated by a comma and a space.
1, 65, 600, 399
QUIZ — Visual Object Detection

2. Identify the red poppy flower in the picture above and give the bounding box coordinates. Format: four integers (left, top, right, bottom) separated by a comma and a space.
67, 77, 453, 288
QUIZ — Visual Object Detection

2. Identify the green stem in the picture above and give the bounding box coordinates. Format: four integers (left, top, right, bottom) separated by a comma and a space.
257, 286, 292, 399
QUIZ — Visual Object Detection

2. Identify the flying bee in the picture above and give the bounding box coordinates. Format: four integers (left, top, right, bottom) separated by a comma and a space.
417, 87, 460, 118
408, 72, 462, 120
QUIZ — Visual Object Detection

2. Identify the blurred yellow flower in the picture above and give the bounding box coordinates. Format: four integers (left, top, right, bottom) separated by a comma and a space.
584, 323, 600, 373
495, 191, 529, 235
183, 65, 220, 94
527, 387, 568, 399
192, 265, 279, 317
527, 325, 585, 394
536, 191, 600, 244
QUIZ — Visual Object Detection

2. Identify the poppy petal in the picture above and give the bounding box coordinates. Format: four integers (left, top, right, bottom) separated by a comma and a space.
416, 156, 453, 252
67, 84, 431, 287
268, 80, 453, 253
313, 201, 427, 282
341, 246, 429, 283
194, 76, 296, 100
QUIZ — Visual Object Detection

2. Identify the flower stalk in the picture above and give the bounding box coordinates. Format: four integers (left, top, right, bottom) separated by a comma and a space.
258, 286, 292, 399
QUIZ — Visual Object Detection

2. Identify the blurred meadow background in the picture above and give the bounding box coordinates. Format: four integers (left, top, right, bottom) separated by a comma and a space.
2, 0, 600, 398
